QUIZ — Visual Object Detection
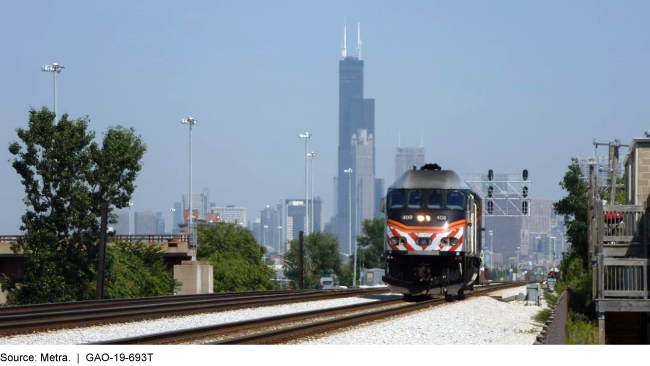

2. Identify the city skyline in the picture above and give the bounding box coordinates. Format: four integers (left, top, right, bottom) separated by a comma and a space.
1, 1, 650, 233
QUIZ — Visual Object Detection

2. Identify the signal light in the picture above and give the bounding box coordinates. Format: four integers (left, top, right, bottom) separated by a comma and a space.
488, 186, 493, 198
523, 186, 528, 198
487, 200, 493, 215
522, 201, 529, 215
488, 169, 493, 181
523, 169, 528, 181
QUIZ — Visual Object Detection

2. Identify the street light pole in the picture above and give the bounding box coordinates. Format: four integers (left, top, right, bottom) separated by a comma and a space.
299, 133, 311, 235
488, 229, 494, 269
128, 202, 134, 235
308, 152, 317, 234
181, 117, 198, 260
41, 63, 65, 124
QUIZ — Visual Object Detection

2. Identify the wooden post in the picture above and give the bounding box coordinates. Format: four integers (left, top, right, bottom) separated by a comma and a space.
298, 231, 304, 290
598, 312, 606, 344
96, 201, 109, 300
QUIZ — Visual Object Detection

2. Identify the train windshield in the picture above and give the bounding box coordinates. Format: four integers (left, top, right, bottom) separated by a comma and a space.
447, 190, 466, 210
427, 190, 443, 208
389, 189, 466, 210
407, 190, 423, 208
389, 190, 406, 208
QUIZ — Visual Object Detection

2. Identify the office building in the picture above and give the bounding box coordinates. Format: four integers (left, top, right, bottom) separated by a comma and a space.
155, 212, 165, 235
134, 211, 157, 235
395, 146, 426, 180
113, 209, 129, 236
211, 205, 248, 226
182, 188, 210, 220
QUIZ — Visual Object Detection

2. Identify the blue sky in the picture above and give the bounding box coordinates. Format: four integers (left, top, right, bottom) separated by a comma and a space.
1, 1, 649, 232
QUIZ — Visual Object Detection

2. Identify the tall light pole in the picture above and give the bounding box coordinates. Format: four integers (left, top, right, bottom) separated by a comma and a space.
169, 208, 176, 235
181, 117, 198, 260
128, 202, 134, 235
488, 229, 494, 269
299, 133, 311, 235
41, 63, 65, 124
308, 152, 317, 234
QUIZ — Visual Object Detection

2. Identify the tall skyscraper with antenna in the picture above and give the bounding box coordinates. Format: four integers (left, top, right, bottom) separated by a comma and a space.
395, 133, 426, 180
333, 18, 375, 255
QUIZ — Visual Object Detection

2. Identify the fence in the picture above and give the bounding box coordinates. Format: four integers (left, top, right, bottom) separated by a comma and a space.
534, 290, 569, 345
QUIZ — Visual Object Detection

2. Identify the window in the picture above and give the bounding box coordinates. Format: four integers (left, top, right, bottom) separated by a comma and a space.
407, 190, 423, 208
446, 191, 465, 210
427, 190, 443, 208
389, 190, 406, 208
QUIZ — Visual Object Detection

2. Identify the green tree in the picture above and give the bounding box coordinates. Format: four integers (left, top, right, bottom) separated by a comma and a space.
554, 158, 589, 270
355, 218, 385, 270
284, 232, 342, 289
1, 107, 146, 305
104, 241, 179, 299
197, 223, 274, 292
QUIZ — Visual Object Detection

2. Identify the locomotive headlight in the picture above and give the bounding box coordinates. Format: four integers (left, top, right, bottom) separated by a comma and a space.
425, 215, 431, 222
417, 215, 425, 222
390, 237, 399, 246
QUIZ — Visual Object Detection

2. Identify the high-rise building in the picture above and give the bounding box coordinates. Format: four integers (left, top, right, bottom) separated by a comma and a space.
211, 205, 248, 226
374, 178, 385, 219
352, 129, 374, 235
260, 204, 282, 253
333, 21, 375, 255
279, 198, 325, 253
155, 212, 165, 234
113, 209, 129, 236
134, 211, 157, 234
182, 188, 210, 220
172, 202, 182, 235
395, 146, 426, 180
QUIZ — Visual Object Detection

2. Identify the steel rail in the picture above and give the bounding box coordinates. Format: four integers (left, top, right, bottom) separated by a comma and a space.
0, 288, 388, 335
211, 282, 526, 345
91, 297, 404, 345
0, 289, 322, 316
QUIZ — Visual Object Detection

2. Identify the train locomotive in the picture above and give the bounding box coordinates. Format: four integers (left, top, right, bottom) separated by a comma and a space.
381, 164, 482, 299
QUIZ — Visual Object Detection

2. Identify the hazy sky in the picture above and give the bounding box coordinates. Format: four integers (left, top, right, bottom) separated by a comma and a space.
1, 1, 649, 233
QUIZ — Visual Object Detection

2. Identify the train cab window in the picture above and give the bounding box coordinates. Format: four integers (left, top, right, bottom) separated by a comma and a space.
427, 190, 443, 209
407, 190, 423, 208
389, 190, 406, 208
446, 191, 465, 210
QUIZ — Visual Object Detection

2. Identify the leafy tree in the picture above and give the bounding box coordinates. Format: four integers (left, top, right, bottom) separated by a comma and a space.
104, 241, 179, 299
554, 158, 589, 270
284, 232, 342, 289
1, 107, 146, 305
197, 223, 274, 292
355, 218, 385, 270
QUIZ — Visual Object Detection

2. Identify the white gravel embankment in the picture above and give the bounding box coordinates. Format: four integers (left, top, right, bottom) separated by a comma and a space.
298, 285, 546, 345
0, 295, 397, 345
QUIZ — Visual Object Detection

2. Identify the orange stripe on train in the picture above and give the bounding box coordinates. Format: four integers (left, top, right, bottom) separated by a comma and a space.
386, 219, 467, 233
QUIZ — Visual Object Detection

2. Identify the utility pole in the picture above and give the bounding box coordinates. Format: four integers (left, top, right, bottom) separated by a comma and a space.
593, 139, 629, 204
298, 231, 304, 290
96, 202, 109, 300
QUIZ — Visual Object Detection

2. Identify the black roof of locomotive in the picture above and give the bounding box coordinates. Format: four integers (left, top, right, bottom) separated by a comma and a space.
389, 169, 470, 190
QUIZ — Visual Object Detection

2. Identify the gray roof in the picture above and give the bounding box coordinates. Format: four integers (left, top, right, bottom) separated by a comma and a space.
389, 170, 470, 190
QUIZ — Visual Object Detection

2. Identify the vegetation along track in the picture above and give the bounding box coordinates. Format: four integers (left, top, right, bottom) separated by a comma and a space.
0, 288, 388, 336
94, 282, 527, 345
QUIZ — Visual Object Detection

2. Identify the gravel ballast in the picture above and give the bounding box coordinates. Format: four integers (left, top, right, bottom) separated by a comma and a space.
297, 285, 546, 345
0, 295, 397, 345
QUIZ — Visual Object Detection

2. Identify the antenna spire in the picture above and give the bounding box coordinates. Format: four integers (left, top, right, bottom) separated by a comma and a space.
356, 22, 362, 60
341, 17, 347, 59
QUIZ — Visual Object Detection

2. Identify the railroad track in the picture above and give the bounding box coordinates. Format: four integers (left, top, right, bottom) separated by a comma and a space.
94, 282, 527, 345
0, 288, 388, 336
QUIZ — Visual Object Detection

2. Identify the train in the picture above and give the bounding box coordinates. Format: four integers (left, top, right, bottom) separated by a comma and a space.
381, 164, 482, 300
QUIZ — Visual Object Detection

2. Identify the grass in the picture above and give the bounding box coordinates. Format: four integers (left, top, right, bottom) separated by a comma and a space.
566, 313, 599, 345
533, 308, 552, 323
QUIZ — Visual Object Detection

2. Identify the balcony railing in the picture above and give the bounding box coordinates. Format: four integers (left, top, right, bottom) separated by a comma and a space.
595, 202, 649, 300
